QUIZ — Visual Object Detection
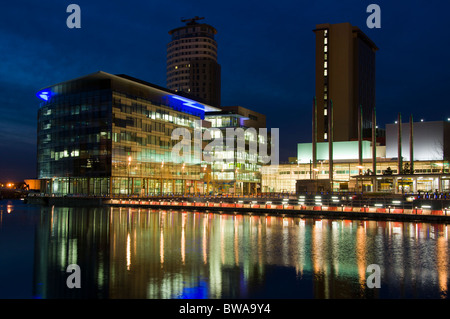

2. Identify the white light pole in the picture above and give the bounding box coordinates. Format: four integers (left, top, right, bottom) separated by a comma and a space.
128, 155, 131, 196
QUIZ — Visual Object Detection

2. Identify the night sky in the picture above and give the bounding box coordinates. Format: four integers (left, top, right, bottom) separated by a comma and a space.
1, 0, 449, 182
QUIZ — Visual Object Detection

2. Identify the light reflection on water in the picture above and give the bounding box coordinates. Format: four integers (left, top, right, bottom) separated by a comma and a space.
1, 201, 450, 299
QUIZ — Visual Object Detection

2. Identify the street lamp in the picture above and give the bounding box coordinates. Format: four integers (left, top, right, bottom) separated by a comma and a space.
203, 166, 207, 195
128, 156, 131, 196
182, 163, 186, 196
234, 167, 239, 197
161, 161, 164, 195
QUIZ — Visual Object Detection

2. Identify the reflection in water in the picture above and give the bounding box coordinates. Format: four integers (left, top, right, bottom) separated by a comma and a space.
27, 205, 450, 299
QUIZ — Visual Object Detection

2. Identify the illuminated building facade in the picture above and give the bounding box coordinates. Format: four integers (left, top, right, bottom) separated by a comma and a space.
167, 17, 221, 106
263, 119, 450, 194
36, 71, 267, 196
37, 71, 220, 196
263, 121, 450, 194
262, 159, 450, 194
205, 106, 267, 195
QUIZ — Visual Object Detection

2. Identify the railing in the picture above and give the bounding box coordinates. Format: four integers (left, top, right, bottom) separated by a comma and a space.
28, 192, 450, 217
106, 196, 450, 217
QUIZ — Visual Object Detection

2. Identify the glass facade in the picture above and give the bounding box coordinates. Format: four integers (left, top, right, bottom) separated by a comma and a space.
37, 78, 112, 195
37, 72, 219, 196
262, 160, 450, 194
204, 113, 265, 195
37, 72, 265, 196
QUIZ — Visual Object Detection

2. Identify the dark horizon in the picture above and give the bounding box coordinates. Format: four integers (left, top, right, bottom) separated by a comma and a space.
1, 0, 450, 182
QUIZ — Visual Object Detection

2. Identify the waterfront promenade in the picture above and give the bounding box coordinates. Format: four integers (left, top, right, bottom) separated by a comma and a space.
26, 193, 450, 223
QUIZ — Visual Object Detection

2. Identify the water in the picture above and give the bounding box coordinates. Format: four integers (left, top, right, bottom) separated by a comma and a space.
0, 199, 449, 299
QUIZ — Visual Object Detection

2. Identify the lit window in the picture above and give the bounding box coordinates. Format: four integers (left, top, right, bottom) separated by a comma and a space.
324, 61, 327, 68
324, 69, 327, 76
324, 30, 328, 36
324, 46, 327, 52
324, 109, 327, 116
324, 133, 328, 140
324, 38, 327, 45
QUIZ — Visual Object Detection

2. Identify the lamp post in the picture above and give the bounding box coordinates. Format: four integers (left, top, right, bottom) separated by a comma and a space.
211, 161, 215, 196
128, 155, 131, 196
234, 167, 238, 197
182, 163, 186, 196
203, 166, 207, 195
161, 161, 164, 196
220, 167, 224, 196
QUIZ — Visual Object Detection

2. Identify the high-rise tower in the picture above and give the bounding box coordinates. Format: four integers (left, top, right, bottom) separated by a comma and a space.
313, 22, 378, 142
166, 17, 221, 107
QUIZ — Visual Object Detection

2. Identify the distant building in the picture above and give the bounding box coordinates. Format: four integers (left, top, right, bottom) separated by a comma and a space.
313, 22, 378, 142
167, 17, 221, 106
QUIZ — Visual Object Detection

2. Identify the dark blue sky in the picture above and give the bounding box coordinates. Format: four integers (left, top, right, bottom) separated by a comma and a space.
1, 0, 449, 182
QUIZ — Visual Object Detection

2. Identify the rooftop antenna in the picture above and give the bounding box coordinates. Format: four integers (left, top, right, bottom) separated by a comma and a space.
181, 16, 205, 25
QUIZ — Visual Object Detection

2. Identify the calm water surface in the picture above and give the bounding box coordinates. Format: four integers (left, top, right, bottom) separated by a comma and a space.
1, 199, 449, 299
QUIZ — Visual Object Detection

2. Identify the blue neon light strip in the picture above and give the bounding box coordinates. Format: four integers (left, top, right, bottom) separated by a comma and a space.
171, 96, 205, 112
36, 89, 51, 101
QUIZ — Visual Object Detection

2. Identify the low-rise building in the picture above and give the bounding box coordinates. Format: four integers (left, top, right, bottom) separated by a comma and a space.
262, 120, 450, 194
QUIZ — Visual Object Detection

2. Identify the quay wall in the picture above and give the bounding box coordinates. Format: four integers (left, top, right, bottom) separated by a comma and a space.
25, 196, 450, 223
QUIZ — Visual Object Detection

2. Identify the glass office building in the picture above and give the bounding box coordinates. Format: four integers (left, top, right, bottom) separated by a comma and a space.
37, 71, 220, 196
204, 106, 267, 195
